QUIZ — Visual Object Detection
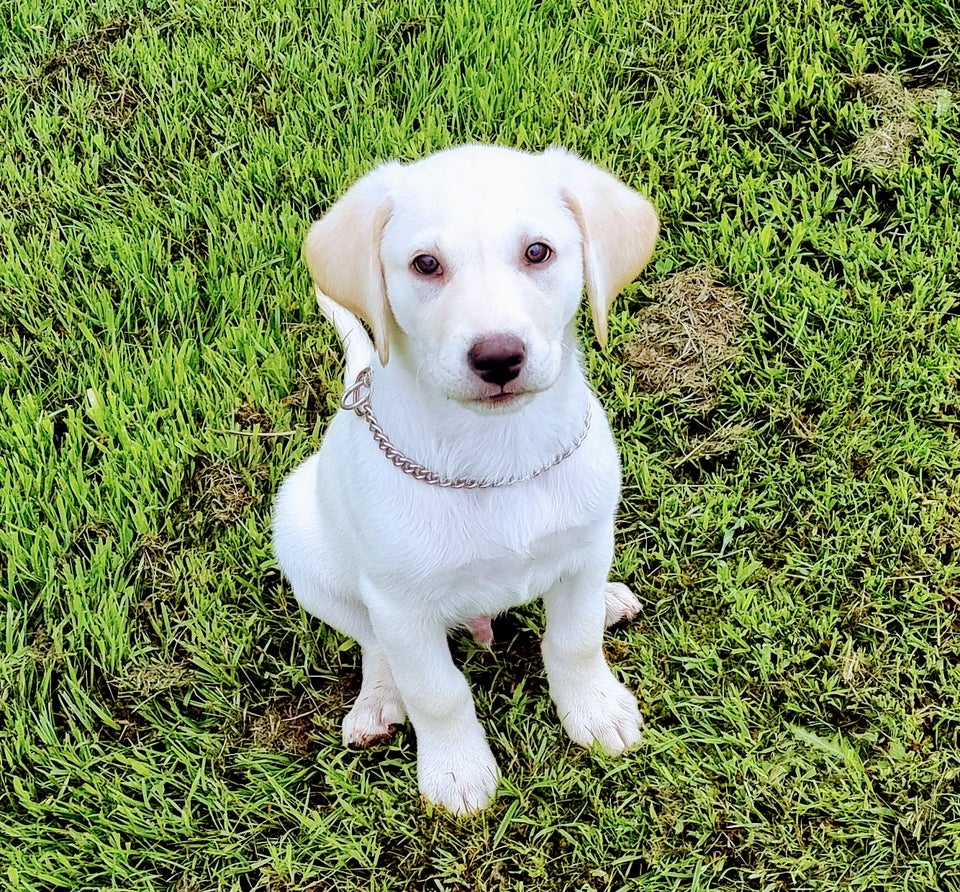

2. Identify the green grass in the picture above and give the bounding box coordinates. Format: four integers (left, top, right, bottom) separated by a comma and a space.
2, 0, 960, 888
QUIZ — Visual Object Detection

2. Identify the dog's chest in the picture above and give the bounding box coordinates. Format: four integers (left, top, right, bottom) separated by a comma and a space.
354, 452, 617, 615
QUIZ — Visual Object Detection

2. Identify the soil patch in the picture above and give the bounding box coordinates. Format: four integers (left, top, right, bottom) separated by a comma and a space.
117, 661, 194, 698
848, 73, 951, 170
39, 18, 143, 127
248, 695, 317, 755
622, 267, 746, 403
188, 459, 266, 525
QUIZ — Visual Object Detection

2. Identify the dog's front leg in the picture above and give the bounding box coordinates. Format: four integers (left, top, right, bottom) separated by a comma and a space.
542, 565, 643, 754
366, 594, 500, 814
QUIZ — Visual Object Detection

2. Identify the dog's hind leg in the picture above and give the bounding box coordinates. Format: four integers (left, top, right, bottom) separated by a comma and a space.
342, 642, 407, 747
288, 576, 407, 748
603, 582, 640, 628
274, 457, 406, 747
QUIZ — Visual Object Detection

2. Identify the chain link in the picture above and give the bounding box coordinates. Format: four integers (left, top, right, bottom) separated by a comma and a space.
340, 367, 591, 489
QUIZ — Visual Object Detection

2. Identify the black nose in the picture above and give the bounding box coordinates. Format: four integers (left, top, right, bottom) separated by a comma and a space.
467, 334, 526, 387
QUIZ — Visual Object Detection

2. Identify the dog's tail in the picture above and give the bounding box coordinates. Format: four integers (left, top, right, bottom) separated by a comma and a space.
314, 287, 375, 386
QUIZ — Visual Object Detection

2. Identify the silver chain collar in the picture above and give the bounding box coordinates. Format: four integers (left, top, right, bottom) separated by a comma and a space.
340, 367, 592, 489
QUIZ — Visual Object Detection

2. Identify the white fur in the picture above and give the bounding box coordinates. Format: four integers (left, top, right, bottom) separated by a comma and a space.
273, 144, 658, 814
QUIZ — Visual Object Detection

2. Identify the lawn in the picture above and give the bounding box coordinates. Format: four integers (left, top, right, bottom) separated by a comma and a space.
2, 0, 960, 889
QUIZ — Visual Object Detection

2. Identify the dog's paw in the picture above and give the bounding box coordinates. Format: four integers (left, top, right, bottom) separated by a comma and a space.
556, 672, 643, 755
603, 582, 640, 628
418, 735, 500, 815
342, 690, 407, 748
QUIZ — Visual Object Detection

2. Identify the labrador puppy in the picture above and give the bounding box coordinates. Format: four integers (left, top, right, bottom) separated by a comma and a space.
273, 144, 658, 814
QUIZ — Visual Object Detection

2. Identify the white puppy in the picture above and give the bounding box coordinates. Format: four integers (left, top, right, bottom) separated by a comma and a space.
273, 144, 658, 814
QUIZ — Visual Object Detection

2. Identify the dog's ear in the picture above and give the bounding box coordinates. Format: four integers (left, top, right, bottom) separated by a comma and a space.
303, 165, 398, 366
546, 149, 659, 347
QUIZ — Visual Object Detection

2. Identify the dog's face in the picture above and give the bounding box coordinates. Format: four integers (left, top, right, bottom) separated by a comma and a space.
379, 153, 586, 411
304, 145, 658, 413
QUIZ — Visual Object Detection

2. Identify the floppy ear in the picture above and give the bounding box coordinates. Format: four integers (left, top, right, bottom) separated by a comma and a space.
303, 164, 398, 366
546, 149, 659, 346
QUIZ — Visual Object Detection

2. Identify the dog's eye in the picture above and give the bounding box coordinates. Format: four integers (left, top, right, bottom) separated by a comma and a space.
412, 254, 442, 276
524, 242, 552, 264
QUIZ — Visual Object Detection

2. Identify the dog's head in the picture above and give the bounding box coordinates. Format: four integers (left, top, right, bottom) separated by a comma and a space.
304, 145, 658, 413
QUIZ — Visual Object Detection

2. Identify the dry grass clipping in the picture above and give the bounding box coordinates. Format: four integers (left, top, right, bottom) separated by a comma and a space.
190, 460, 264, 525
118, 662, 194, 698
134, 533, 181, 599
675, 422, 755, 467
851, 118, 918, 170
622, 267, 745, 403
849, 73, 951, 170
249, 697, 317, 755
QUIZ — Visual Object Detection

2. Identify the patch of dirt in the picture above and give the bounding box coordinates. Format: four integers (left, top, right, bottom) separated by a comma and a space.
851, 118, 919, 169
249, 70, 281, 130
68, 520, 116, 561
848, 73, 952, 171
283, 350, 336, 431
622, 267, 746, 403
248, 695, 318, 755
39, 18, 144, 128
108, 699, 157, 743
169, 224, 210, 264
187, 458, 266, 525
133, 533, 181, 599
234, 403, 273, 432
42, 19, 134, 81
116, 661, 194, 698
30, 627, 63, 668
675, 422, 754, 467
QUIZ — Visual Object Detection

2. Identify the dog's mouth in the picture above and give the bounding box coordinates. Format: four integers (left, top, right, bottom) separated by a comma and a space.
467, 387, 535, 413
486, 391, 521, 405
450, 385, 530, 413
